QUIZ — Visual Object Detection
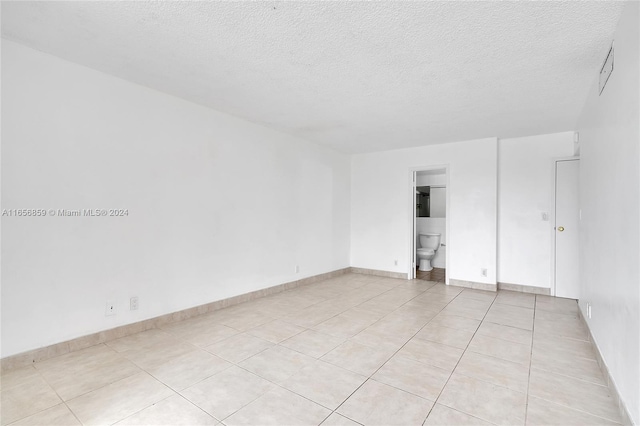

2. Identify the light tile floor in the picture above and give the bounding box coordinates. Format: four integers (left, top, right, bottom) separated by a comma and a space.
416, 268, 445, 283
1, 274, 622, 425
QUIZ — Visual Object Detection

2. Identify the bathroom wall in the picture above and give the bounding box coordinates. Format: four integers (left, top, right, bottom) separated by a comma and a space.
416, 218, 446, 268
575, 2, 639, 423
429, 188, 446, 218
1, 41, 352, 358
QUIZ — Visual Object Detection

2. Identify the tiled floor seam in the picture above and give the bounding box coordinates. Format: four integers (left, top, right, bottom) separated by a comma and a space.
423, 401, 500, 426
9, 281, 428, 426
362, 282, 459, 379
528, 298, 618, 425
322, 281, 457, 425
347, 377, 438, 405
4, 278, 620, 426
25, 362, 87, 426
189, 347, 311, 419
523, 295, 540, 425
528, 364, 607, 386
329, 413, 364, 426
209, 380, 277, 423
211, 341, 359, 419
527, 394, 624, 425
476, 330, 533, 346
421, 289, 501, 425
330, 380, 376, 422
319, 282, 447, 421
137, 328, 300, 423
286, 280, 408, 331
62, 401, 83, 426
33, 368, 173, 426
114, 393, 176, 425
178, 394, 219, 424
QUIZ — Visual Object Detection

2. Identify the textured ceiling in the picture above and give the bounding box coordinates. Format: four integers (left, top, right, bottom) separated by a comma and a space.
1, 1, 624, 153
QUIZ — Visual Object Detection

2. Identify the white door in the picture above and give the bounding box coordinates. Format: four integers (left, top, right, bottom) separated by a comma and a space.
555, 159, 580, 299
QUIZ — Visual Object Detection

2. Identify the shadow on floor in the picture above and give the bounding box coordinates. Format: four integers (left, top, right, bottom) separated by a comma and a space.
416, 267, 445, 282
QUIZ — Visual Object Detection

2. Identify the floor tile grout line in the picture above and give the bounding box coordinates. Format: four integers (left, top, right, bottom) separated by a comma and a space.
7, 279, 433, 424
327, 284, 446, 422
176, 391, 222, 424
340, 284, 485, 425
85, 315, 292, 423
523, 294, 539, 425
230, 354, 364, 421
525, 394, 624, 425
443, 295, 618, 425
459, 347, 530, 369
528, 364, 609, 387
112, 392, 181, 425
276, 280, 409, 332
15, 363, 84, 426
5, 276, 607, 426
357, 282, 450, 377
315, 280, 448, 420
207, 348, 344, 424
60, 370, 175, 425
62, 400, 84, 426
434, 321, 536, 394
1, 276, 397, 425
527, 297, 621, 424
24, 347, 162, 425
180, 302, 372, 423
424, 290, 506, 426
323, 280, 458, 424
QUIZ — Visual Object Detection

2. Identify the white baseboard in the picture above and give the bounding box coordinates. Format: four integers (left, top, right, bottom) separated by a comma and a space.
350, 267, 408, 280
449, 278, 497, 292
498, 281, 551, 295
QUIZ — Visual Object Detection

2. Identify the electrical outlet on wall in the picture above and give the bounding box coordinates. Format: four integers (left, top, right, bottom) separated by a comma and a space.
130, 297, 139, 311
295, 265, 299, 273
481, 268, 488, 277
105, 301, 116, 316
394, 260, 398, 266
587, 302, 592, 319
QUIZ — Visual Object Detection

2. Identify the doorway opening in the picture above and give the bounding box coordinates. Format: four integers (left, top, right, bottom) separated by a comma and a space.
409, 166, 449, 282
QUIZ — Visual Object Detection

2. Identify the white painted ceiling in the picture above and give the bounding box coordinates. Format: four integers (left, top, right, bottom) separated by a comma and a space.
1, 1, 624, 153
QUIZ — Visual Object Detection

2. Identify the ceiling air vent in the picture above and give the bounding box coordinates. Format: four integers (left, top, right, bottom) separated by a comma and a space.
599, 42, 614, 95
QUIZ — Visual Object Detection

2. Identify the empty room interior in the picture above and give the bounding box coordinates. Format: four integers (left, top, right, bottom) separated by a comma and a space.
1, 1, 639, 426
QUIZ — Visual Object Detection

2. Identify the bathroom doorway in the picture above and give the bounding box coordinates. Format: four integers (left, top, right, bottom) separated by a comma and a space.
409, 166, 449, 282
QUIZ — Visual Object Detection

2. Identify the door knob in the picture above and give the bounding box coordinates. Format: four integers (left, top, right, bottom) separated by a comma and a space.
557, 226, 565, 232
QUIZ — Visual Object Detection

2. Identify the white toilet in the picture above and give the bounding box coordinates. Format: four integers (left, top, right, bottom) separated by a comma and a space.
417, 233, 441, 272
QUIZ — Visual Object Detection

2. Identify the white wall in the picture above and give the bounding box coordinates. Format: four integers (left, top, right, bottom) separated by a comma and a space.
576, 2, 639, 423
430, 187, 446, 218
416, 173, 446, 187
351, 138, 497, 283
497, 132, 574, 289
1, 41, 351, 357
416, 218, 446, 268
